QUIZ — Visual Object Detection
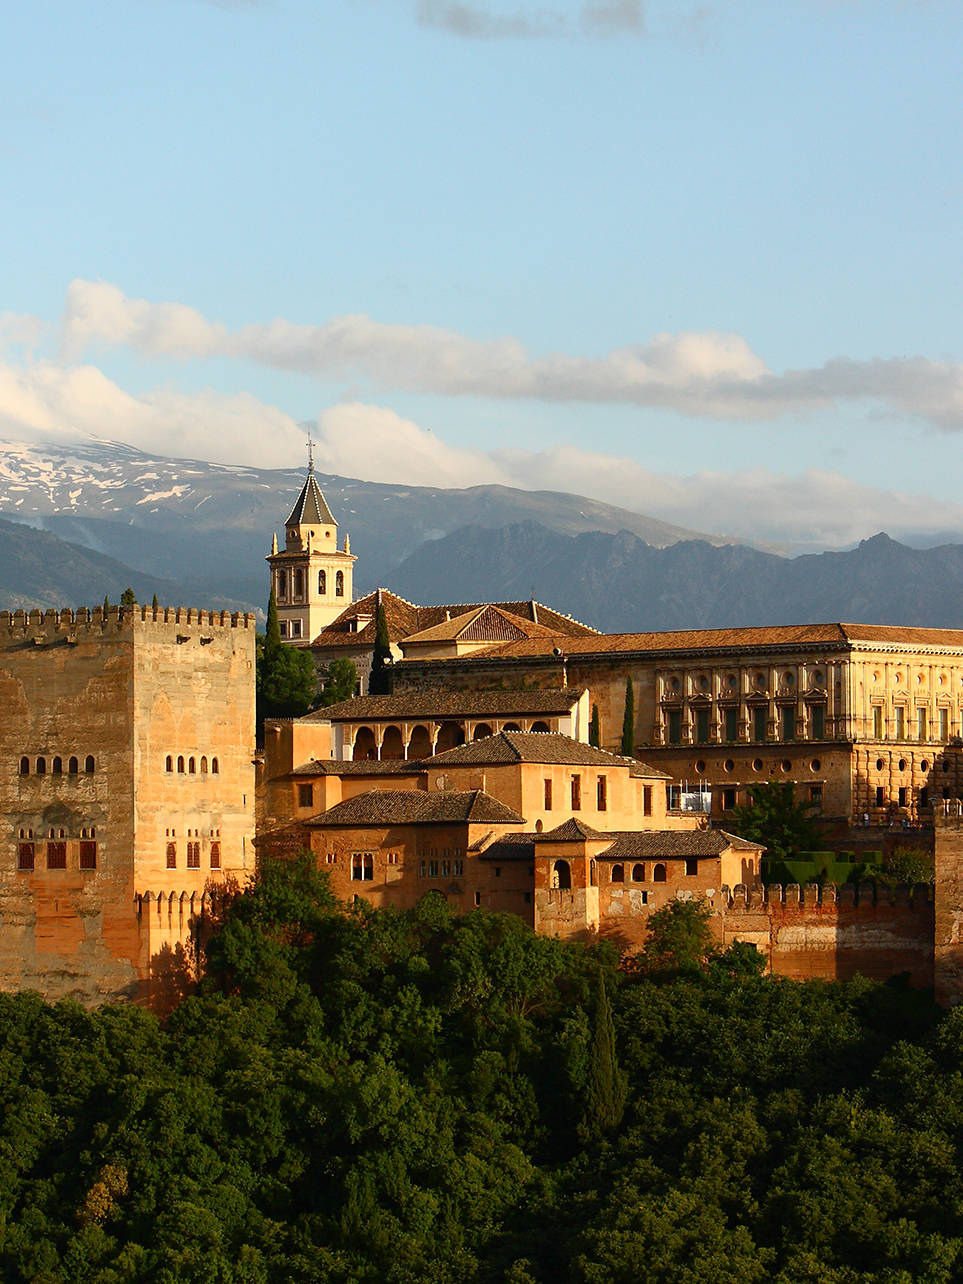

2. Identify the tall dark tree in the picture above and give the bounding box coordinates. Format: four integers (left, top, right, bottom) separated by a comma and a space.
368, 598, 393, 695
120, 587, 137, 607
620, 676, 635, 757
588, 704, 601, 748
102, 594, 110, 614
256, 588, 317, 729
580, 970, 626, 1139
151, 593, 159, 611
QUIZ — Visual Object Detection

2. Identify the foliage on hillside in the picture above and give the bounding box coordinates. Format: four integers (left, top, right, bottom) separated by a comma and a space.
0, 863, 959, 1283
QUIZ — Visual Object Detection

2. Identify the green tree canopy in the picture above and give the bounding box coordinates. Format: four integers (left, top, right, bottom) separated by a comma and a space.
728, 781, 822, 864
317, 657, 359, 707
120, 587, 137, 607
256, 588, 318, 728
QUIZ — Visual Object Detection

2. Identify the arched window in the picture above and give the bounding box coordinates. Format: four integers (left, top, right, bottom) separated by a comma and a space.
177, 756, 185, 773
68, 756, 78, 774
200, 756, 208, 773
165, 755, 173, 773
188, 756, 196, 774
52, 757, 62, 775
552, 859, 571, 890
19, 757, 29, 775
611, 864, 624, 883
166, 843, 177, 869
187, 842, 200, 869
318, 569, 326, 594
210, 841, 221, 870
335, 570, 344, 597
294, 569, 304, 599
632, 863, 646, 882
84, 755, 95, 774
277, 570, 287, 599
653, 863, 667, 882
36, 757, 46, 775
211, 758, 219, 775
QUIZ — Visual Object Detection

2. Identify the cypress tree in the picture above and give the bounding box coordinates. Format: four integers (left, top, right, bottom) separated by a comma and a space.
265, 588, 282, 659
580, 970, 626, 1140
589, 704, 601, 748
103, 594, 110, 614
368, 599, 392, 695
152, 594, 159, 611
620, 676, 635, 758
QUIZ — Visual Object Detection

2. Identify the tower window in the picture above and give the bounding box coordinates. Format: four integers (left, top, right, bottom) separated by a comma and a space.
211, 758, 219, 774
318, 569, 326, 594
277, 571, 287, 600
19, 757, 29, 775
85, 756, 95, 774
52, 757, 62, 774
571, 774, 581, 811
47, 841, 67, 870
68, 756, 78, 774
210, 841, 221, 870
79, 841, 97, 870
177, 756, 185, 773
335, 571, 344, 597
294, 569, 304, 599
166, 843, 177, 869
188, 757, 196, 774
165, 755, 173, 773
36, 758, 46, 776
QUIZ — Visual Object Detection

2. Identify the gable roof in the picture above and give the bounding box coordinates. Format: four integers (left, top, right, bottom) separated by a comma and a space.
309, 589, 597, 648
289, 758, 428, 778
403, 604, 563, 646
285, 469, 336, 527
301, 689, 582, 723
425, 730, 669, 776
307, 789, 525, 827
534, 817, 607, 842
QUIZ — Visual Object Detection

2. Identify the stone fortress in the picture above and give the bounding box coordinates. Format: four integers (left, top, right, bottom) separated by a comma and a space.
4, 459, 963, 1007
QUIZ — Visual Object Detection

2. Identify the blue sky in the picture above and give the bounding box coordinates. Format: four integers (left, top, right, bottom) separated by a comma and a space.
0, 0, 960, 550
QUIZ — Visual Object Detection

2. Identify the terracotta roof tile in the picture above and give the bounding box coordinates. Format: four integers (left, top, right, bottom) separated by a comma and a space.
476, 833, 537, 861
307, 789, 525, 827
467, 624, 854, 660
302, 690, 582, 722
426, 731, 667, 775
289, 758, 428, 777
534, 817, 607, 841
596, 829, 764, 859
403, 604, 564, 646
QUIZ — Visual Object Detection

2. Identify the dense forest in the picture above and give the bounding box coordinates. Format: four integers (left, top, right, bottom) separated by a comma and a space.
2, 860, 962, 1283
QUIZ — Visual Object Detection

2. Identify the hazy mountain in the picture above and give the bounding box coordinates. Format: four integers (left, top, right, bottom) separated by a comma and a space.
388, 524, 963, 632
0, 436, 740, 611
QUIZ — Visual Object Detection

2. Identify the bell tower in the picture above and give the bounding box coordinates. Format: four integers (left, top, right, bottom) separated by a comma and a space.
266, 446, 356, 644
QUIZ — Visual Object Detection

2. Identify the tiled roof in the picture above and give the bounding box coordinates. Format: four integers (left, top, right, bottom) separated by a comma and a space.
285, 469, 336, 527
596, 829, 764, 859
426, 731, 666, 775
446, 622, 963, 662
534, 817, 607, 842
310, 590, 597, 648
404, 605, 564, 646
476, 833, 538, 861
307, 789, 525, 827
301, 689, 581, 722
289, 758, 428, 777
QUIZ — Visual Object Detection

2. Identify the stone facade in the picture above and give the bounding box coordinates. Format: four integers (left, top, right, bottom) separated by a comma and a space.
0, 604, 256, 1006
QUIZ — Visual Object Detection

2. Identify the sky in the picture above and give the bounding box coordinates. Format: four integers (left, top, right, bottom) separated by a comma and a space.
0, 0, 960, 552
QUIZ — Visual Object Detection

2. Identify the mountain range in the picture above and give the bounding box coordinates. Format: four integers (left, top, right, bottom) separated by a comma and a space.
0, 433, 961, 632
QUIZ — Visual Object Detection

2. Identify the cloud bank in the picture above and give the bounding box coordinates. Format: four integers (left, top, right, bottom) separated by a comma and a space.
415, 1, 644, 38
61, 280, 963, 431
0, 347, 961, 550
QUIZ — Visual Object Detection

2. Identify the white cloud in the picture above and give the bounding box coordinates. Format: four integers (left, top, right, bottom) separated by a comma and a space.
0, 356, 304, 468
61, 279, 963, 431
414, 0, 643, 37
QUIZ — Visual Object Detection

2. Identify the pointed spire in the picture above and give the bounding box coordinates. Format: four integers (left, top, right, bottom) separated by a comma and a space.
306, 430, 315, 475
271, 531, 278, 555
344, 532, 350, 555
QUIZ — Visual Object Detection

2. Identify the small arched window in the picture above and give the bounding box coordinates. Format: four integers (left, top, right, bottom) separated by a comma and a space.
653, 863, 667, 883
211, 758, 219, 775
36, 758, 46, 775
85, 755, 95, 774
68, 756, 78, 774
335, 571, 344, 597
52, 757, 62, 775
294, 569, 304, 599
200, 756, 208, 773
165, 755, 173, 773
318, 569, 326, 595
210, 841, 221, 870
19, 757, 29, 775
632, 863, 646, 882
552, 859, 571, 890
166, 843, 176, 869
611, 864, 624, 883
177, 756, 185, 773
188, 756, 196, 774
277, 571, 287, 599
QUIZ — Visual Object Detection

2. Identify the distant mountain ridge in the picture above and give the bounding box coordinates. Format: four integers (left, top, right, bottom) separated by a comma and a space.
388, 523, 963, 632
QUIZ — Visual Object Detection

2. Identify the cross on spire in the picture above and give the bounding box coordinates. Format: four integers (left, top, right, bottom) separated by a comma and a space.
306, 431, 315, 474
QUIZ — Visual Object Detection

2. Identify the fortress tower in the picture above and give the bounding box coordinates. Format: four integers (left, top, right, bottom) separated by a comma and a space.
267, 455, 356, 644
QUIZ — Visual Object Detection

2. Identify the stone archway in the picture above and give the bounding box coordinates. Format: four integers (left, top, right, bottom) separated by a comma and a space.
352, 727, 377, 761
380, 726, 405, 760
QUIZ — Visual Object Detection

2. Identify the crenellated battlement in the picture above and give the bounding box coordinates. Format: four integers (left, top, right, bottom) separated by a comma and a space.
719, 881, 933, 911
0, 605, 257, 645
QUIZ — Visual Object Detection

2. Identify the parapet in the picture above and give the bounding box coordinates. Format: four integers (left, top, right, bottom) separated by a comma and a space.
718, 882, 933, 911
0, 605, 257, 646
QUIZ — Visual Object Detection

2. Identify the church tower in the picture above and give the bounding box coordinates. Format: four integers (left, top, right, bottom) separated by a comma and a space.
266, 453, 356, 644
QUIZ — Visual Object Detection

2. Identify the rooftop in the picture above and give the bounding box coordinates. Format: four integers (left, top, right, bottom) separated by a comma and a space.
302, 689, 583, 722
596, 830, 764, 859
426, 731, 669, 776
285, 468, 336, 528
307, 789, 525, 827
